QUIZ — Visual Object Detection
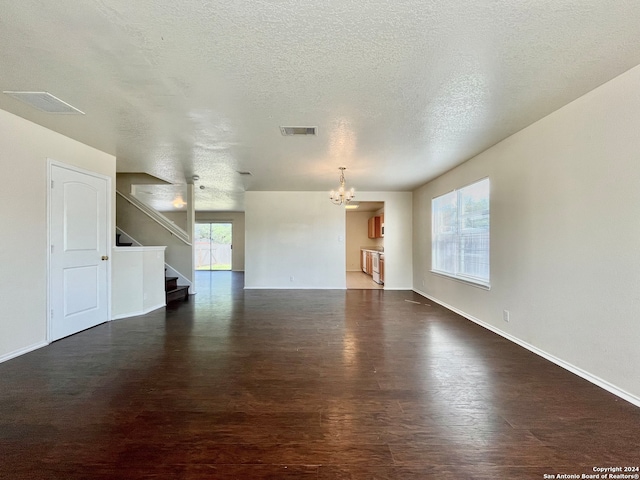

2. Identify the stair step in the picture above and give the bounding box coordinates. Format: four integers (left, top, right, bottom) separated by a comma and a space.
115, 233, 133, 246
166, 285, 189, 304
165, 276, 178, 291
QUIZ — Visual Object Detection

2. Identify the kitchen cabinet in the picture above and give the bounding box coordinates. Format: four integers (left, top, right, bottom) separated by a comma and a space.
367, 216, 376, 238
368, 215, 383, 239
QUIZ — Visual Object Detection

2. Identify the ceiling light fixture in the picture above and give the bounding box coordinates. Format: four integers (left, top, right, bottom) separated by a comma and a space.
329, 167, 355, 206
172, 196, 187, 208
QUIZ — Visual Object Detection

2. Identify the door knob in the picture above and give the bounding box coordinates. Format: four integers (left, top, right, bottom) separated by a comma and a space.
101, 256, 109, 261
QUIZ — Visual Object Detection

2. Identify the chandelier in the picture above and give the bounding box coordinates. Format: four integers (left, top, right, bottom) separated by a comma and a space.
329, 167, 355, 206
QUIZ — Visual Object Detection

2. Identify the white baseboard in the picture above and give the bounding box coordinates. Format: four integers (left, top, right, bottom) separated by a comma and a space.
111, 303, 165, 321
0, 341, 49, 364
413, 288, 640, 408
244, 286, 346, 290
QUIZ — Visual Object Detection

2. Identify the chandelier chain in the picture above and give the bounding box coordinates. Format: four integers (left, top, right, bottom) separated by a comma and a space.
329, 167, 355, 206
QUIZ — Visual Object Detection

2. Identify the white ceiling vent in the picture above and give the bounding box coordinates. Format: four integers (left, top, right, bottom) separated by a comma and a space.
2, 91, 85, 114
279, 126, 317, 136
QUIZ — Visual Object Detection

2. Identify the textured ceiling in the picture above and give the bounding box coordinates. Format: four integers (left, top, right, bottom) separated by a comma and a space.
2, 0, 640, 211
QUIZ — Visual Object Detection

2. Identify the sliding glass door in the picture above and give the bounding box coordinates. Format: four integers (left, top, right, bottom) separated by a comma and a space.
195, 223, 232, 271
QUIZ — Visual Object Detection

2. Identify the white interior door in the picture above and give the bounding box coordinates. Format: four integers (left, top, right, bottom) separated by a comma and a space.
50, 163, 109, 341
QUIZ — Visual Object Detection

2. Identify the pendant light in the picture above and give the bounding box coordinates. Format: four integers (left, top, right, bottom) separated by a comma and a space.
329, 167, 355, 206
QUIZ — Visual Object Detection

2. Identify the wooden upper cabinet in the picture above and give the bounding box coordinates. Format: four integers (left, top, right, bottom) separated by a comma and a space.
368, 215, 383, 239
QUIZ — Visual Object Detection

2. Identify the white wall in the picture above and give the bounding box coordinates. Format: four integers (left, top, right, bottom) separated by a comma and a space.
0, 108, 115, 362
195, 211, 245, 271
245, 191, 412, 289
111, 247, 166, 319
413, 64, 640, 404
358, 192, 412, 290
245, 192, 346, 288
162, 211, 188, 232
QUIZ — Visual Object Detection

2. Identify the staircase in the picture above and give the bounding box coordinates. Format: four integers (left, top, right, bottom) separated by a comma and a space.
165, 273, 189, 304
116, 231, 190, 306
116, 233, 132, 246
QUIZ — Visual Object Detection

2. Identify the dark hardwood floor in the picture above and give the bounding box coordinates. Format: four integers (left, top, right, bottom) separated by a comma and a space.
1, 272, 638, 479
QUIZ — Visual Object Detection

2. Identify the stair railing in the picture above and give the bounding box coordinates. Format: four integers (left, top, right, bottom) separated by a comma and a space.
116, 190, 191, 245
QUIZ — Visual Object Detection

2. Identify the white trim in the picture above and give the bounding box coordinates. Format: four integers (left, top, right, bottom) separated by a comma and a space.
0, 341, 49, 364
115, 246, 166, 252
413, 288, 640, 408
165, 263, 193, 294
47, 159, 113, 343
430, 270, 491, 290
431, 177, 490, 289
115, 226, 142, 246
194, 219, 234, 273
111, 303, 165, 321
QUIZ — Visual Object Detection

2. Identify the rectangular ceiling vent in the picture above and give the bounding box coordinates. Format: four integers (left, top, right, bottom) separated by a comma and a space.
236, 171, 252, 176
2, 91, 85, 114
280, 126, 317, 136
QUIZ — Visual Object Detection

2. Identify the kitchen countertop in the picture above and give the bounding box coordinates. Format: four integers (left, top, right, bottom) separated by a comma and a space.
361, 247, 383, 253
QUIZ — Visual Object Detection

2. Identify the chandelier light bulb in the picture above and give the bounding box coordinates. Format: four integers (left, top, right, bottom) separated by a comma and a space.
329, 167, 355, 206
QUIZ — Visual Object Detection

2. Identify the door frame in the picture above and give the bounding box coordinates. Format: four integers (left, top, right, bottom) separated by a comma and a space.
194, 221, 233, 271
47, 158, 113, 343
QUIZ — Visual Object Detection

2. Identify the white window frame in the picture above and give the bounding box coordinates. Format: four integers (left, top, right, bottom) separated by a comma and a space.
431, 177, 490, 289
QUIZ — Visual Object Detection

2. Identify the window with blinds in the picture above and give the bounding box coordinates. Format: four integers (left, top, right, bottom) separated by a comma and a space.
432, 178, 490, 287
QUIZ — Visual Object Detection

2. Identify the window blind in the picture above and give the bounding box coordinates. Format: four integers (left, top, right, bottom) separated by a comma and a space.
432, 178, 490, 286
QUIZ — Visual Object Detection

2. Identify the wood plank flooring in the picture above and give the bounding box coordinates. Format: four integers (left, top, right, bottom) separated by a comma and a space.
1, 271, 638, 479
